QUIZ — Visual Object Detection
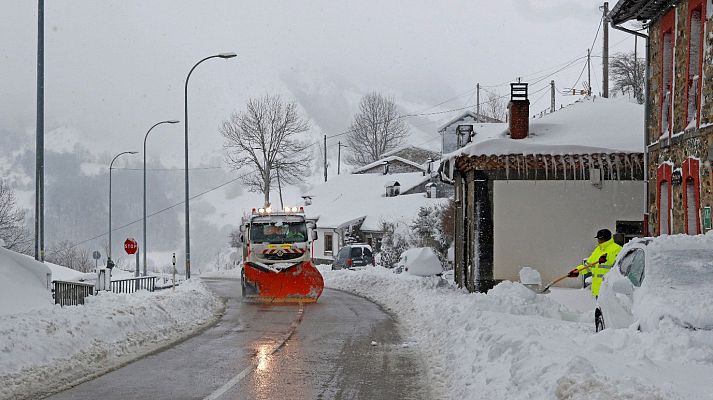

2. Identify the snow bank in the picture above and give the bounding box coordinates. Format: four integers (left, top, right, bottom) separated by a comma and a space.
0, 279, 222, 400
0, 247, 52, 317
323, 267, 713, 400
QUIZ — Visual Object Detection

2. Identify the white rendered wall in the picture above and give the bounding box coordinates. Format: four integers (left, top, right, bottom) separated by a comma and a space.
493, 180, 645, 288
312, 227, 339, 262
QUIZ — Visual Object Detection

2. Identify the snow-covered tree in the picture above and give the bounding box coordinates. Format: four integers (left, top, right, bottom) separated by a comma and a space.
46, 241, 94, 272
377, 221, 409, 268
410, 204, 452, 265
610, 51, 645, 104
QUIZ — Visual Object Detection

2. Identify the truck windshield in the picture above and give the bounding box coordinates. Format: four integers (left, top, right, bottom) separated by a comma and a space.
250, 221, 308, 244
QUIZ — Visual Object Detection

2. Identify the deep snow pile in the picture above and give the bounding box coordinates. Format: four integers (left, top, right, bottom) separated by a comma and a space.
322, 267, 713, 400
0, 246, 52, 316
399, 247, 443, 276
0, 279, 222, 400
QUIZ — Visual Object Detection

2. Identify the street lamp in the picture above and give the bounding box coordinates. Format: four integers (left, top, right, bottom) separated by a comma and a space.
143, 120, 179, 276
108, 151, 138, 267
184, 52, 236, 279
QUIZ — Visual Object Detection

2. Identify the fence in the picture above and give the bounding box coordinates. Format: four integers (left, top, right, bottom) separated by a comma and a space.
52, 280, 95, 306
111, 276, 157, 294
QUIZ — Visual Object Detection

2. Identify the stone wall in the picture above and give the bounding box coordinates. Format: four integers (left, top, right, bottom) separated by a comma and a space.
646, 0, 713, 235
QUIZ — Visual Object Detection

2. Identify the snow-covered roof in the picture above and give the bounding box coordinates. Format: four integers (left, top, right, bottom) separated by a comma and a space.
381, 145, 439, 158
352, 155, 426, 174
302, 172, 446, 231
438, 110, 502, 132
444, 97, 644, 160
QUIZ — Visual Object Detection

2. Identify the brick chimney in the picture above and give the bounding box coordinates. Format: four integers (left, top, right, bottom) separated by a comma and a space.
508, 82, 529, 140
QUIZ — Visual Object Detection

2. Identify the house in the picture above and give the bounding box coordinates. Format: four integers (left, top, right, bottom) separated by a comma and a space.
440, 83, 646, 292
303, 172, 449, 264
352, 155, 426, 175
609, 0, 713, 235
381, 145, 441, 165
439, 110, 503, 154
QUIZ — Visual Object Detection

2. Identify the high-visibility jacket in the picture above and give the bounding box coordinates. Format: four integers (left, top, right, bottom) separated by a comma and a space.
576, 238, 622, 297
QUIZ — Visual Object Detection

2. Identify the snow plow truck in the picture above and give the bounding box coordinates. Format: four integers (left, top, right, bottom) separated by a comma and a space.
240, 206, 324, 303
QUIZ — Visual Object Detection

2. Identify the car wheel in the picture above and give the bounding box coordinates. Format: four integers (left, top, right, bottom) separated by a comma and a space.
595, 311, 605, 332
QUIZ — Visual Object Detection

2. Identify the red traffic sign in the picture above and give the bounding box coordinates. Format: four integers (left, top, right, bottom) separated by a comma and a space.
124, 238, 138, 255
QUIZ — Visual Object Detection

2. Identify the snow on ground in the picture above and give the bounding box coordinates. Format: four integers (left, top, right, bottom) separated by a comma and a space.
0, 279, 222, 400
320, 266, 713, 400
0, 247, 52, 316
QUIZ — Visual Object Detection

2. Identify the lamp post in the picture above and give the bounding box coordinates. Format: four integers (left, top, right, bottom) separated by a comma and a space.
184, 52, 236, 279
143, 120, 179, 276
108, 151, 138, 267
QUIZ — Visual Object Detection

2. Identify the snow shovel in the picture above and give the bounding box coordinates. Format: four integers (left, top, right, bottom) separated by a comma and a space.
539, 254, 608, 294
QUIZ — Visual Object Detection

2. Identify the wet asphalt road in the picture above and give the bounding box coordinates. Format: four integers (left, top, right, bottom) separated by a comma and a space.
46, 277, 430, 400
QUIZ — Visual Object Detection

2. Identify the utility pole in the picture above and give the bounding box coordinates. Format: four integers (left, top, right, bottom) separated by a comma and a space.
323, 134, 327, 182
587, 49, 592, 96
602, 1, 610, 98
337, 141, 342, 175
35, 0, 44, 262
550, 80, 555, 113
276, 167, 284, 209
476, 83, 480, 115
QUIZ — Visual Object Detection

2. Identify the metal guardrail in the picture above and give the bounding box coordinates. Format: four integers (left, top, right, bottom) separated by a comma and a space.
52, 280, 95, 306
111, 276, 157, 294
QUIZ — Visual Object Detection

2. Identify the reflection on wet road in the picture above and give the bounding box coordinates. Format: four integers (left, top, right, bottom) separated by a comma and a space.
47, 277, 430, 400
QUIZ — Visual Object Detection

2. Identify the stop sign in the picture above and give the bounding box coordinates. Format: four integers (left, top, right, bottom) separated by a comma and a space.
124, 238, 138, 255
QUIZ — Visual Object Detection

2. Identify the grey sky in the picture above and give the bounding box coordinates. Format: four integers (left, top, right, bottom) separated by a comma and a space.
2, 0, 637, 164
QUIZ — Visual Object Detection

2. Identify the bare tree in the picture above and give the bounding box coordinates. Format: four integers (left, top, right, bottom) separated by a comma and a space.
345, 92, 408, 166
46, 241, 94, 272
481, 91, 506, 121
221, 94, 313, 207
610, 51, 645, 104
0, 180, 32, 254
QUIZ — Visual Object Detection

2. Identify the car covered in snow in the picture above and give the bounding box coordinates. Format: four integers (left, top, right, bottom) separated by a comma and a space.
595, 233, 713, 332
395, 247, 443, 277
331, 244, 375, 270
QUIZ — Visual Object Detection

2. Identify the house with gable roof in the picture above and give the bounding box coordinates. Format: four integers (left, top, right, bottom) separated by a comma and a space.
440, 83, 646, 292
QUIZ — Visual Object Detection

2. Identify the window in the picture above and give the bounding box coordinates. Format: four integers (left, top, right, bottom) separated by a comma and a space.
657, 163, 673, 235
683, 158, 701, 234
617, 250, 638, 276
660, 10, 675, 137
324, 233, 333, 254
686, 0, 706, 127
626, 250, 645, 287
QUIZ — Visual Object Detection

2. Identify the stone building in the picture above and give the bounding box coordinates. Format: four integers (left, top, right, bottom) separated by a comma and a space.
610, 0, 713, 235
440, 84, 646, 292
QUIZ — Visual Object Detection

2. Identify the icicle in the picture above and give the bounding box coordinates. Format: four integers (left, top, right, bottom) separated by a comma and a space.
605, 154, 613, 181
629, 155, 635, 179
524, 154, 529, 179
543, 155, 549, 180
505, 156, 510, 180
615, 156, 621, 181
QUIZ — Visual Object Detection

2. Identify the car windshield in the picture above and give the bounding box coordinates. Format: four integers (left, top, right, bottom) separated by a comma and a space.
654, 249, 713, 287
250, 221, 307, 244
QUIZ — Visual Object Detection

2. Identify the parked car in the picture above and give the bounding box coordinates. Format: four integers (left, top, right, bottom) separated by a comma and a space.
395, 247, 443, 277
331, 244, 375, 270
595, 235, 713, 332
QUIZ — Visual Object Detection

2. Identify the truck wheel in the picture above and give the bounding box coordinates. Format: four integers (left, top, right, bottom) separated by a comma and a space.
240, 268, 246, 298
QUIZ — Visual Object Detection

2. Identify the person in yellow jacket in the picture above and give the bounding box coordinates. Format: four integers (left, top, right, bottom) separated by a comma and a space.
567, 229, 622, 297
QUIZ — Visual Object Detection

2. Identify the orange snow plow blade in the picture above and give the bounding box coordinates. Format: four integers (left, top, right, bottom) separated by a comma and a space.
242, 261, 324, 303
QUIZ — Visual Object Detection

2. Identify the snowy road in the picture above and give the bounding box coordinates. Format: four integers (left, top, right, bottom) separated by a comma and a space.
46, 277, 430, 400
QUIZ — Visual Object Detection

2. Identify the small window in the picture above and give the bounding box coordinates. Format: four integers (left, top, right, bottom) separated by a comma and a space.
324, 233, 333, 253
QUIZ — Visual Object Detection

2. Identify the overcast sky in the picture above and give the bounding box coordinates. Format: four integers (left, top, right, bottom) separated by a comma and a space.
1, 0, 638, 166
